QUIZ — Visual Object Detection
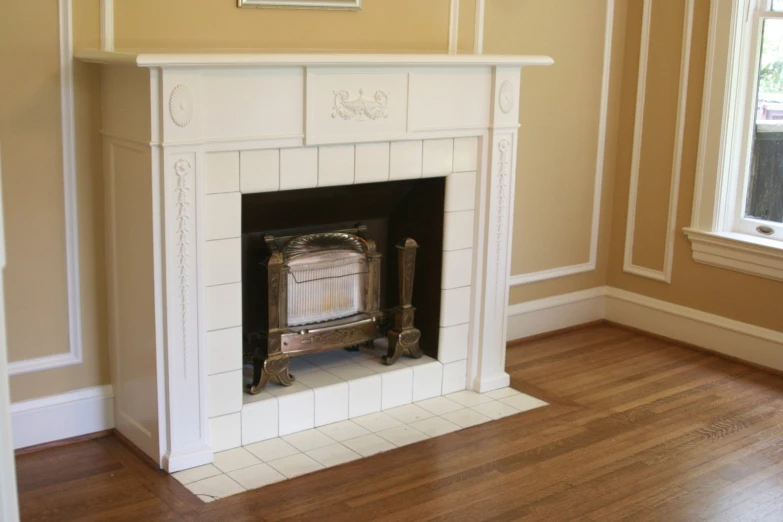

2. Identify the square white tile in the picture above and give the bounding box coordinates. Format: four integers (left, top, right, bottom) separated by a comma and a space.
306, 443, 361, 468
267, 453, 324, 479
453, 137, 479, 172
438, 324, 469, 364
282, 429, 336, 452
241, 395, 278, 445
207, 327, 243, 376
440, 286, 471, 327
441, 408, 492, 428
244, 438, 299, 462
348, 375, 382, 418
205, 151, 240, 194
186, 474, 245, 502
206, 283, 242, 331
351, 412, 403, 433
415, 396, 464, 416
441, 248, 473, 290
289, 358, 320, 375
409, 417, 461, 437
446, 390, 494, 408
384, 404, 435, 424
205, 192, 241, 241
318, 144, 355, 186
267, 381, 310, 398
280, 147, 318, 190
412, 362, 444, 402
376, 425, 429, 447
327, 363, 377, 381
443, 210, 474, 251
355, 142, 390, 183
422, 139, 453, 177
278, 390, 315, 436
500, 394, 548, 412
205, 238, 241, 287
444, 171, 477, 212
296, 370, 344, 389
208, 370, 243, 418
483, 387, 521, 400
342, 434, 396, 457
172, 464, 222, 485
227, 463, 285, 490
314, 382, 349, 427
240, 149, 279, 194
316, 420, 371, 442
381, 367, 413, 410
389, 140, 423, 180
471, 401, 520, 420
213, 447, 262, 473
210, 413, 241, 452
441, 360, 467, 394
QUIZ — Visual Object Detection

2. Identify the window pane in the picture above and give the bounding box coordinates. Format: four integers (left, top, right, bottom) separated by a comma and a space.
750, 19, 783, 224
774, 0, 783, 12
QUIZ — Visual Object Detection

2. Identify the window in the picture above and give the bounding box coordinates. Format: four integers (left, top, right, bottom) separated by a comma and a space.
686, 0, 783, 282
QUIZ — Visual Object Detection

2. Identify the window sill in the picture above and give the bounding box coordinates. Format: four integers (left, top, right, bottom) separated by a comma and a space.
684, 228, 783, 282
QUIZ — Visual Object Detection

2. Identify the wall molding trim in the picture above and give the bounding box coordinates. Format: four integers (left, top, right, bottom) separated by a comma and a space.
507, 286, 783, 374
448, 0, 460, 55
100, 0, 114, 51
473, 0, 485, 55
9, 0, 84, 377
622, 0, 694, 284
509, 0, 614, 286
10, 385, 114, 450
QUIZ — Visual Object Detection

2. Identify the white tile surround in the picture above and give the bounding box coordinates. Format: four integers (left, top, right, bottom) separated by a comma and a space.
205, 138, 479, 452
174, 387, 548, 503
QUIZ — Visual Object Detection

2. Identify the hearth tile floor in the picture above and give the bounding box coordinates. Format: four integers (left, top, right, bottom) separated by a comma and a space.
174, 387, 548, 503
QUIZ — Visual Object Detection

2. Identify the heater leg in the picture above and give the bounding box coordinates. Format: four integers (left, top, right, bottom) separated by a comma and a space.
384, 328, 422, 365
384, 238, 423, 365
248, 354, 294, 394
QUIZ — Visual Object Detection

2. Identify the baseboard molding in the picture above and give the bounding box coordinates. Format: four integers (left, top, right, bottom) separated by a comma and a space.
506, 286, 783, 374
11, 385, 114, 450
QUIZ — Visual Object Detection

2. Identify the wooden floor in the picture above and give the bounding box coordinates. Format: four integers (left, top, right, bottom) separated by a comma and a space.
15, 325, 783, 521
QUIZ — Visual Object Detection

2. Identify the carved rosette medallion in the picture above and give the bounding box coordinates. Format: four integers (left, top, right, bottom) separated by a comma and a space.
332, 89, 389, 121
169, 84, 195, 128
174, 158, 192, 377
498, 80, 515, 114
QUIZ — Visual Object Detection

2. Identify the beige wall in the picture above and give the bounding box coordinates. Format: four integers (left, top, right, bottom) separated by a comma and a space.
609, 0, 783, 333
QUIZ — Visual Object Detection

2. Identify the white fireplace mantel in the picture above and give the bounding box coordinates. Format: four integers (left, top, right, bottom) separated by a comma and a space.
77, 50, 552, 472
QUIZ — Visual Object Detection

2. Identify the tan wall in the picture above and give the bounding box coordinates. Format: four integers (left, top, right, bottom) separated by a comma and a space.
609, 0, 783, 333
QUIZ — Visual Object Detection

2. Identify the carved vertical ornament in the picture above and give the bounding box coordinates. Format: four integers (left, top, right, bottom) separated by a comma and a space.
495, 139, 511, 292
174, 158, 192, 378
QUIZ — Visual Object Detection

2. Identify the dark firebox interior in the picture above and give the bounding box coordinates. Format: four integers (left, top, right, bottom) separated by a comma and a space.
242, 178, 446, 362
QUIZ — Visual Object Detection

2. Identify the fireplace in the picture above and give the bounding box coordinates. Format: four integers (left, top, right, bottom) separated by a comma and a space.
81, 49, 553, 472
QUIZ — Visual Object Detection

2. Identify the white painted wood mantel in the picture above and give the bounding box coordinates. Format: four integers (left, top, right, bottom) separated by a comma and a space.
76, 50, 552, 472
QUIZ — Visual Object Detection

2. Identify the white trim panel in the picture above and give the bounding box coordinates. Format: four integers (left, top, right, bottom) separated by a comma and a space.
684, 228, 783, 282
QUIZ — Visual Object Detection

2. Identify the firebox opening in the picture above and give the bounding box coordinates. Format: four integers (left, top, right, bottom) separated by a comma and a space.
242, 178, 446, 366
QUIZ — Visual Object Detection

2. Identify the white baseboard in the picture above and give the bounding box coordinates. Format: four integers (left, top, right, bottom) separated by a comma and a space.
11, 385, 114, 450
506, 286, 783, 373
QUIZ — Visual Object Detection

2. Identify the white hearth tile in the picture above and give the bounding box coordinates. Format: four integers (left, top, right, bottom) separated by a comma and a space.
441, 408, 492, 429
384, 404, 434, 425
318, 144, 355, 187
207, 327, 242, 376
213, 447, 262, 474
352, 411, 403, 433
266, 381, 310, 398
208, 370, 243, 418
441, 360, 468, 394
228, 463, 286, 490
296, 370, 344, 389
381, 367, 413, 410
389, 140, 423, 180
500, 394, 548, 412
316, 420, 371, 442
267, 453, 324, 479
206, 238, 241, 287
306, 443, 361, 468
172, 464, 222, 485
415, 396, 463, 416
243, 390, 274, 405
280, 147, 318, 190
445, 390, 494, 408
244, 438, 299, 462
409, 416, 461, 437
453, 137, 479, 172
440, 286, 471, 327
314, 382, 349, 427
342, 434, 396, 457
282, 429, 337, 452
412, 361, 444, 402
441, 248, 473, 290
422, 139, 453, 177
304, 350, 354, 369
483, 387, 521, 400
210, 413, 242, 452
443, 210, 474, 251
355, 142, 390, 183
205, 192, 241, 240
470, 401, 520, 420
358, 358, 403, 374
445, 171, 477, 212
278, 389, 315, 436
397, 355, 437, 368
438, 324, 469, 364
241, 395, 278, 445
240, 149, 279, 194
206, 151, 240, 194
348, 375, 382, 418
206, 283, 242, 331
289, 358, 320, 375
185, 474, 245, 502
376, 425, 429, 447
327, 363, 376, 381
